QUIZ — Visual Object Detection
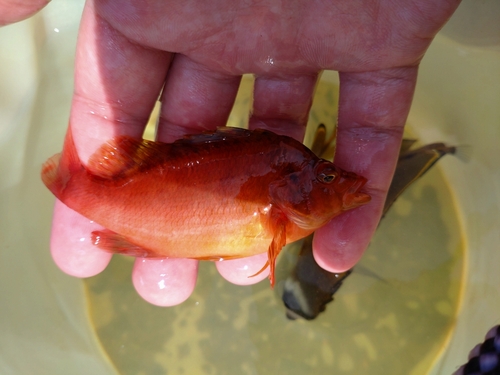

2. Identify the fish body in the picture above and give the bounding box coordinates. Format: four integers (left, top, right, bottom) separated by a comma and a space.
42, 126, 370, 285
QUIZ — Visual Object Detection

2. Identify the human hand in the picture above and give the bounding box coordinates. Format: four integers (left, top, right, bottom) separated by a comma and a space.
0, 0, 49, 26
49, 0, 461, 306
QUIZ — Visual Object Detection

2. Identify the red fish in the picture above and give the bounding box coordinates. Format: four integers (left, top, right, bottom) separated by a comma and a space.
41, 126, 370, 286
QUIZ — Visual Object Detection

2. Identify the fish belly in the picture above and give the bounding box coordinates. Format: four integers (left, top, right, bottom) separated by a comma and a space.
64, 174, 274, 259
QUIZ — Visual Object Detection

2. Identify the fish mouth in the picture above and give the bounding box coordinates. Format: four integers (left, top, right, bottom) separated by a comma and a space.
342, 175, 371, 210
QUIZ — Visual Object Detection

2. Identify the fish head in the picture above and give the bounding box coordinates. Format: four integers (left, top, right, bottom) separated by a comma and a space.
270, 160, 371, 231
320, 162, 372, 211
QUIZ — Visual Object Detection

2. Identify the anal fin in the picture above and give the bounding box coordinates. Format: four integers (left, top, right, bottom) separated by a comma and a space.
91, 229, 157, 258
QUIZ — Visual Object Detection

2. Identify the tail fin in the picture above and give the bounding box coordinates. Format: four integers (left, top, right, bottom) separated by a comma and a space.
41, 127, 82, 198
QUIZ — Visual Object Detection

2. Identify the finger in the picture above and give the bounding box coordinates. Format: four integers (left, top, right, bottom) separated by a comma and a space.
157, 54, 241, 142
51, 200, 112, 277
249, 74, 318, 141
132, 258, 198, 306
0, 0, 49, 26
70, 2, 171, 161
50, 3, 169, 279
215, 253, 269, 286
313, 66, 418, 272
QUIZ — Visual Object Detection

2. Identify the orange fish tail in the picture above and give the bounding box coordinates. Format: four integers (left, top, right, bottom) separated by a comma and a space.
41, 127, 82, 198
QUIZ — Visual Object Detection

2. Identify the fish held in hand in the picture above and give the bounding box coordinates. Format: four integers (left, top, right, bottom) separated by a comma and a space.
41, 126, 371, 286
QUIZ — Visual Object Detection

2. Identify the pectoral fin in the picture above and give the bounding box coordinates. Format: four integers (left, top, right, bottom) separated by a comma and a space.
249, 209, 288, 287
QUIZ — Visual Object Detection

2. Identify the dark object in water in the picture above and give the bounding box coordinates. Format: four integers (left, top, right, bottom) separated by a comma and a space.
282, 127, 456, 320
283, 235, 351, 320
453, 325, 500, 375
384, 142, 456, 216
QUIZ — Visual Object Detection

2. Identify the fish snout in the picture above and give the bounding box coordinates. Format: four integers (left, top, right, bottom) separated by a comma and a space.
341, 173, 371, 210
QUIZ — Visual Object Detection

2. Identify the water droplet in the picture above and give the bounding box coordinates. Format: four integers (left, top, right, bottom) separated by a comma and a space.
265, 56, 274, 65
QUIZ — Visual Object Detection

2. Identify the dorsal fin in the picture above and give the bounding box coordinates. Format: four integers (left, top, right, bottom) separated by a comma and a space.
87, 136, 172, 179
86, 127, 255, 179
177, 126, 251, 145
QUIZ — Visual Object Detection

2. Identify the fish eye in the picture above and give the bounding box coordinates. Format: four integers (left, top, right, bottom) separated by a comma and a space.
318, 173, 336, 183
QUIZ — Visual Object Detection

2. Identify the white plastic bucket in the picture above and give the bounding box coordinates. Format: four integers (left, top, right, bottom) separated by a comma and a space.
0, 1, 499, 374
